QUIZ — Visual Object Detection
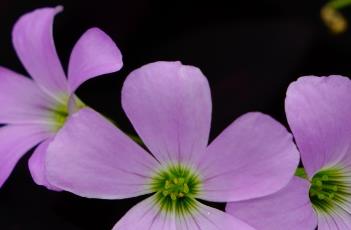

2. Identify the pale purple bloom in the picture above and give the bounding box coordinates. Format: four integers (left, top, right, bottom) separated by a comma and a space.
226, 76, 351, 230
0, 6, 122, 189
46, 61, 299, 229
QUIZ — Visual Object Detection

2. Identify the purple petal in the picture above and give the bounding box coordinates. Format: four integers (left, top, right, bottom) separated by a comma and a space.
46, 108, 160, 199
122, 61, 212, 165
0, 67, 56, 124
286, 76, 351, 177
112, 195, 177, 230
191, 202, 255, 230
197, 112, 299, 202
28, 138, 61, 191
0, 125, 50, 187
68, 27, 122, 93
12, 6, 68, 95
317, 206, 351, 230
113, 195, 255, 230
226, 177, 317, 230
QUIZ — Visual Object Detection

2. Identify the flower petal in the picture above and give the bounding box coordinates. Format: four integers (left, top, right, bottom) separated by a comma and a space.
285, 76, 351, 177
190, 202, 255, 230
112, 195, 177, 230
0, 67, 56, 124
226, 177, 317, 230
67, 27, 123, 93
113, 195, 255, 230
0, 124, 50, 187
122, 61, 212, 165
197, 112, 299, 202
12, 6, 68, 95
317, 206, 351, 230
28, 138, 61, 191
46, 108, 160, 199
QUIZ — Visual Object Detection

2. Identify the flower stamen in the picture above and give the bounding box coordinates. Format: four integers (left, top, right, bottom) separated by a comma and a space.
309, 167, 351, 213
150, 164, 201, 215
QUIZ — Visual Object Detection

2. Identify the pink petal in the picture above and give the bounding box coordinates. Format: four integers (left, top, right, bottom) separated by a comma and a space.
68, 27, 123, 93
191, 202, 255, 230
28, 138, 61, 191
197, 112, 299, 202
226, 177, 317, 230
12, 6, 68, 96
285, 76, 351, 178
0, 66, 56, 124
113, 195, 255, 230
0, 124, 50, 187
317, 207, 351, 230
122, 61, 212, 165
112, 195, 177, 230
46, 108, 160, 199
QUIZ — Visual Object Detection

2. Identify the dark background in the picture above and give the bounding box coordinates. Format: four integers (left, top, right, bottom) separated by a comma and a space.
0, 0, 350, 229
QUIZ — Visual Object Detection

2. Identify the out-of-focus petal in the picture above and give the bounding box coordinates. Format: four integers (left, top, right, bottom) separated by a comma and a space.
67, 27, 122, 93
12, 6, 68, 96
0, 124, 50, 187
197, 112, 299, 202
286, 76, 351, 178
0, 67, 56, 125
226, 177, 317, 230
122, 61, 212, 165
113, 195, 255, 230
46, 108, 160, 199
28, 138, 61, 191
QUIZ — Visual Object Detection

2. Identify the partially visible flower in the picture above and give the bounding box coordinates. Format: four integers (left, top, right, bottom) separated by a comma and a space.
46, 61, 299, 229
226, 76, 351, 230
0, 6, 122, 189
321, 5, 347, 34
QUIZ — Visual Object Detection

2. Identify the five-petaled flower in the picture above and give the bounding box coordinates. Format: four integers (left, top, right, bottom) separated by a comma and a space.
46, 61, 299, 229
226, 76, 351, 230
0, 6, 122, 189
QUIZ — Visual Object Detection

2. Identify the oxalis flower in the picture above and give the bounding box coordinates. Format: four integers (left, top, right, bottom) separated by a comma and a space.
46, 61, 299, 229
0, 6, 122, 189
226, 76, 351, 230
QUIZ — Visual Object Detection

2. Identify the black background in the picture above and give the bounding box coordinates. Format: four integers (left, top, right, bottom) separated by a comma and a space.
0, 0, 350, 229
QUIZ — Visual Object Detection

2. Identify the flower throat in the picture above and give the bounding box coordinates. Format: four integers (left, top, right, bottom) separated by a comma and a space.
309, 167, 351, 213
150, 164, 201, 215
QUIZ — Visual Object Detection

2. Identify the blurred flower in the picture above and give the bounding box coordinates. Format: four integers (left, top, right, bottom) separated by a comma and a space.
0, 6, 122, 189
321, 0, 351, 34
45, 61, 299, 229
226, 76, 351, 230
321, 5, 347, 34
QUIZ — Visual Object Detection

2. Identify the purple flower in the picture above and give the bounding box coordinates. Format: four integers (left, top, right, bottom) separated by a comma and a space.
46, 61, 299, 229
0, 6, 122, 189
226, 76, 351, 230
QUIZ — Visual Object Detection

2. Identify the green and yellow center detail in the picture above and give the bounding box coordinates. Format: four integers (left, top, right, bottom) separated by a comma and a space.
309, 167, 351, 213
150, 164, 201, 215
49, 95, 85, 132
50, 101, 69, 132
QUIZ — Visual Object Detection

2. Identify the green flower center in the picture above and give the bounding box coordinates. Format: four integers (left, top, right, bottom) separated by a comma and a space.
150, 164, 201, 215
51, 102, 69, 132
309, 167, 351, 213
49, 95, 85, 132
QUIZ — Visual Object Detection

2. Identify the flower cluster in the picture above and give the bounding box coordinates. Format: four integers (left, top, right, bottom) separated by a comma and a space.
0, 6, 350, 230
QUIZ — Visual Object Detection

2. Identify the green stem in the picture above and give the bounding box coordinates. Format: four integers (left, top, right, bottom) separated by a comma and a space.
129, 134, 144, 145
328, 0, 351, 9
295, 167, 308, 180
